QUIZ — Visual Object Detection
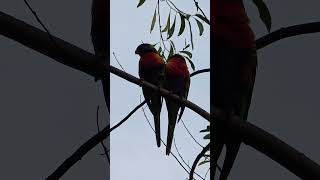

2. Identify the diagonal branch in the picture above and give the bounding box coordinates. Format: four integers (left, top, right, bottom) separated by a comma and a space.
45, 124, 110, 180
213, 107, 320, 180
0, 11, 210, 122
2, 10, 320, 180
96, 106, 110, 163
256, 22, 320, 49
46, 100, 145, 180
189, 143, 210, 180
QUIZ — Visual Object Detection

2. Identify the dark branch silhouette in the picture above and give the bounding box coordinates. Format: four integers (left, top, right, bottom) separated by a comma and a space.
45, 124, 110, 180
189, 143, 210, 180
46, 100, 145, 180
213, 107, 320, 180
96, 106, 110, 163
2, 10, 320, 180
256, 22, 320, 49
0, 11, 210, 121
190, 68, 210, 77
141, 103, 205, 180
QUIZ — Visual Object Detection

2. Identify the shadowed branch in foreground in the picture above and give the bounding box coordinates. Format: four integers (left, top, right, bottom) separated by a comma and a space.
1, 10, 320, 179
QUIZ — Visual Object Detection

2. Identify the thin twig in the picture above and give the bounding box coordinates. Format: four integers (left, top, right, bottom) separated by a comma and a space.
46, 101, 145, 180
23, 0, 61, 51
140, 101, 205, 180
204, 167, 210, 180
189, 143, 210, 180
110, 100, 146, 132
192, 0, 209, 24
157, 0, 170, 53
173, 138, 192, 169
190, 68, 210, 77
112, 52, 126, 72
166, 0, 188, 16
180, 119, 204, 148
96, 106, 110, 163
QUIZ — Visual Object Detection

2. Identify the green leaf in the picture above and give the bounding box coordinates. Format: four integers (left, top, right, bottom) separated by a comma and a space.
137, 0, 145, 8
168, 44, 174, 59
178, 13, 186, 36
150, 8, 157, 33
195, 18, 204, 36
157, 46, 162, 55
169, 40, 176, 51
203, 133, 210, 139
179, 50, 192, 58
198, 160, 210, 166
183, 44, 190, 50
184, 56, 195, 71
200, 125, 210, 133
252, 0, 272, 32
167, 14, 176, 39
195, 14, 210, 25
162, 12, 171, 32
161, 51, 165, 60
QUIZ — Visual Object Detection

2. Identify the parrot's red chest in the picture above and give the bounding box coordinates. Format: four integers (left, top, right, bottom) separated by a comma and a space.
166, 60, 189, 78
139, 52, 164, 71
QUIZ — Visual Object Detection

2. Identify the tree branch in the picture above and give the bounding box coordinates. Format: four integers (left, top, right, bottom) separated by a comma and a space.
256, 22, 320, 49
46, 100, 145, 180
2, 10, 320, 180
110, 66, 210, 121
189, 143, 210, 180
96, 106, 110, 163
213, 107, 320, 180
0, 11, 210, 122
190, 68, 210, 77
45, 124, 110, 180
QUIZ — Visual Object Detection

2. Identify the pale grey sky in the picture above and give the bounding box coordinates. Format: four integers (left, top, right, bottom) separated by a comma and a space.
110, 1, 210, 180
0, 1, 320, 180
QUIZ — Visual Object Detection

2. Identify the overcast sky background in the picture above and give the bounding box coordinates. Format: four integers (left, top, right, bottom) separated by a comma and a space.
110, 1, 209, 180
0, 0, 320, 180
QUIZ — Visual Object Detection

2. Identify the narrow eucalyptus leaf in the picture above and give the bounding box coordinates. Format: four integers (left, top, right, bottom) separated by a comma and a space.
179, 50, 192, 58
137, 0, 146, 8
252, 0, 272, 32
162, 12, 171, 32
167, 14, 176, 39
195, 13, 210, 25
150, 8, 157, 33
195, 18, 204, 36
178, 13, 186, 36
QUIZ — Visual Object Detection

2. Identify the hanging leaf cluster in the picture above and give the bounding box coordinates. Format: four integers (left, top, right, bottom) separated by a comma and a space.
139, 1, 209, 71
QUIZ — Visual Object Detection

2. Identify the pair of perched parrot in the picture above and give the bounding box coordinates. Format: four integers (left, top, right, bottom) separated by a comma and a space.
90, 0, 189, 155
135, 43, 190, 155
213, 0, 257, 180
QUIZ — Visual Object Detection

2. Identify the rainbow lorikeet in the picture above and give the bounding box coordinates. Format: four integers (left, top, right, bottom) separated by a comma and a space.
164, 54, 190, 155
135, 43, 165, 147
91, 0, 110, 110
212, 0, 257, 179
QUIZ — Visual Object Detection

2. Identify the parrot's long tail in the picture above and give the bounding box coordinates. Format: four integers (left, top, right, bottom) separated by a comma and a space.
165, 122, 175, 155
154, 115, 161, 147
166, 105, 178, 155
219, 140, 241, 180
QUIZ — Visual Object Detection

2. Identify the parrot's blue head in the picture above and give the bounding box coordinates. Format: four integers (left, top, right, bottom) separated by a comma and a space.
135, 43, 158, 56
